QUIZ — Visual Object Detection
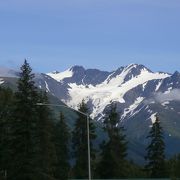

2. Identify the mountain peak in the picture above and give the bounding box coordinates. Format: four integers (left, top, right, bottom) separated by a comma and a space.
124, 63, 151, 73
70, 65, 85, 72
172, 71, 180, 79
51, 70, 60, 74
173, 71, 180, 76
112, 64, 152, 83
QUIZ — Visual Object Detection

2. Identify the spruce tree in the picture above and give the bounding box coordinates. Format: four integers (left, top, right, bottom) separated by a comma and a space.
145, 114, 166, 178
72, 100, 96, 179
54, 112, 70, 180
96, 103, 127, 179
36, 92, 57, 180
168, 154, 180, 178
9, 60, 40, 180
0, 87, 14, 179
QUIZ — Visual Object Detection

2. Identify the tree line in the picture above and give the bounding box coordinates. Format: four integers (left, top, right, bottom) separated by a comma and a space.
0, 60, 179, 179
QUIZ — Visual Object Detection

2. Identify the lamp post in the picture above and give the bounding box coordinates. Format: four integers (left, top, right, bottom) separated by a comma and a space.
36, 103, 91, 180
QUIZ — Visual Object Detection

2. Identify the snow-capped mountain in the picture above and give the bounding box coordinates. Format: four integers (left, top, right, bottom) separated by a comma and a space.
47, 64, 171, 120
47, 65, 111, 86
1, 63, 180, 160
1, 64, 179, 126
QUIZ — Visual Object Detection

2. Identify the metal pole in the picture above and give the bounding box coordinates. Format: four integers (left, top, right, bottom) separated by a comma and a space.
87, 115, 91, 180
5, 170, 7, 180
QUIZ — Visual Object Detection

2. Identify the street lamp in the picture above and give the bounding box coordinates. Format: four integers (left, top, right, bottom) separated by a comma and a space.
36, 103, 91, 180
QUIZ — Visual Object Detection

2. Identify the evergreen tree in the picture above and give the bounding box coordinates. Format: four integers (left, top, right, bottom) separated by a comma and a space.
72, 100, 96, 179
125, 160, 147, 178
145, 114, 166, 178
36, 92, 57, 180
54, 112, 70, 180
96, 103, 127, 179
9, 60, 40, 180
167, 154, 180, 178
0, 87, 14, 179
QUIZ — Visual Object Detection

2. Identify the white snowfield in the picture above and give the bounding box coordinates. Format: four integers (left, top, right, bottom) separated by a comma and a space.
0, 78, 4, 85
47, 69, 73, 82
48, 64, 170, 119
121, 97, 144, 120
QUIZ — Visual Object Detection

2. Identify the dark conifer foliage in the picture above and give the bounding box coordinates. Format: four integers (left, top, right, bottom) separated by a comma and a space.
96, 103, 127, 179
9, 60, 40, 180
145, 115, 166, 178
168, 154, 180, 178
0, 87, 14, 179
8, 60, 57, 180
54, 112, 70, 180
72, 100, 96, 179
36, 92, 57, 180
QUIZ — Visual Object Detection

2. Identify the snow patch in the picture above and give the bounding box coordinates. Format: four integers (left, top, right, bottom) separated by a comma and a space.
82, 75, 86, 85
147, 109, 153, 114
164, 87, 173, 94
149, 113, 157, 124
155, 81, 162, 91
161, 101, 169, 106
122, 97, 144, 119
0, 78, 4, 85
45, 81, 50, 92
47, 69, 73, 82
142, 82, 147, 91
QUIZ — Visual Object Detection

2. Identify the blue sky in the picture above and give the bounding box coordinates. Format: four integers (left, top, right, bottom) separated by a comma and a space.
0, 0, 180, 73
